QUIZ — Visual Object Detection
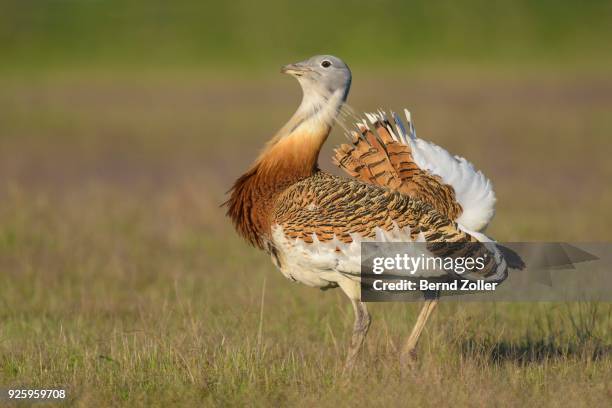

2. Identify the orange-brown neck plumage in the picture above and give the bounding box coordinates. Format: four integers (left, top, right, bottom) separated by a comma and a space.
226, 73, 347, 249
225, 126, 331, 249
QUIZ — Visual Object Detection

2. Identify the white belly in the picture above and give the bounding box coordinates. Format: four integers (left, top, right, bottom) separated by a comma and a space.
269, 224, 435, 288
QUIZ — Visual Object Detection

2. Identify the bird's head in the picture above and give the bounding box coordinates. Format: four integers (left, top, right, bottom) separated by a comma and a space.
281, 55, 351, 101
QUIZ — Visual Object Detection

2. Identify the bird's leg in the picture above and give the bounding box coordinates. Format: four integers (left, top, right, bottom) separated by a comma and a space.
343, 299, 371, 373
400, 290, 439, 368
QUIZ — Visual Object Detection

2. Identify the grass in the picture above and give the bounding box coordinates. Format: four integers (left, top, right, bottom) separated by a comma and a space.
0, 70, 611, 406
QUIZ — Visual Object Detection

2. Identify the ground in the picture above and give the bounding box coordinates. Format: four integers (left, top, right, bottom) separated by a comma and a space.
0, 70, 611, 406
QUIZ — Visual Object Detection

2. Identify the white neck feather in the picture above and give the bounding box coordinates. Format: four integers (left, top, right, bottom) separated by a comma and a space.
276, 89, 345, 139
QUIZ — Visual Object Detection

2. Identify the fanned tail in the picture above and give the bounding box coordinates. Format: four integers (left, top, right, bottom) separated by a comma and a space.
333, 110, 463, 223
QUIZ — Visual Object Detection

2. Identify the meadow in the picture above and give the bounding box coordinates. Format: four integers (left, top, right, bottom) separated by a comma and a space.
0, 1, 611, 405
0, 68, 610, 406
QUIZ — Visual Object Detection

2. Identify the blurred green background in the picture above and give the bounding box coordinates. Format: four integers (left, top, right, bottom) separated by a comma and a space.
2, 0, 612, 73
1, 1, 611, 406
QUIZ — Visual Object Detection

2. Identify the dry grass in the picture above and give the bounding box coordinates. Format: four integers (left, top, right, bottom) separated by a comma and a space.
0, 71, 611, 406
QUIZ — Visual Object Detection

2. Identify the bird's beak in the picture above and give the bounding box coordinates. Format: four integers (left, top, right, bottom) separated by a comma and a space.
281, 62, 308, 76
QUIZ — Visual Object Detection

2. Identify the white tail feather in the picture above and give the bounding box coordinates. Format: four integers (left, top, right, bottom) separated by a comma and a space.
394, 110, 497, 232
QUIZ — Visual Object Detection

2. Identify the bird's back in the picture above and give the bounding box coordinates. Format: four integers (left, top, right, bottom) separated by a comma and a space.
268, 170, 506, 286
274, 171, 446, 244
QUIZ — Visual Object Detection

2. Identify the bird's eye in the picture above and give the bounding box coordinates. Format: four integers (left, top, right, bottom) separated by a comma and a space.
321, 60, 331, 68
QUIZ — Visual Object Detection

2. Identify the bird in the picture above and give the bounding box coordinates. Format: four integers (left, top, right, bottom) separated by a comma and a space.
225, 55, 509, 372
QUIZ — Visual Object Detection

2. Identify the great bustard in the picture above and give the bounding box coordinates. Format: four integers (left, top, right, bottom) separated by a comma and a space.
225, 55, 507, 371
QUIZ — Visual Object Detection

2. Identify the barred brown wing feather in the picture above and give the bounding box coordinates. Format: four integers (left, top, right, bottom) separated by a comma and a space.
333, 113, 462, 222
273, 172, 505, 280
